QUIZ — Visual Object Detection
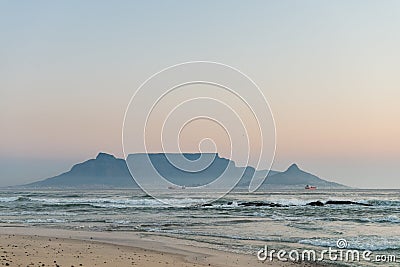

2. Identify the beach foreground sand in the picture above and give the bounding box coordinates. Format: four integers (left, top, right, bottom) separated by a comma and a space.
0, 226, 329, 267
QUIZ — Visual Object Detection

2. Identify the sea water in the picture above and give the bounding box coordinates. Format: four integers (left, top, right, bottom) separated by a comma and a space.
0, 189, 399, 266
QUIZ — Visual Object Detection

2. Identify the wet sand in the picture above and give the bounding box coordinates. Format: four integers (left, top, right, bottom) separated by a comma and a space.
0, 226, 331, 267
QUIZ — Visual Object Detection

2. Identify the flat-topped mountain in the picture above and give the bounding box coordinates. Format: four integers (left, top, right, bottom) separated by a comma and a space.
22, 153, 348, 189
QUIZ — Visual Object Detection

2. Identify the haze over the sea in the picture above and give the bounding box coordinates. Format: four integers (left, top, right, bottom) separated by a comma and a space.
1, 1, 399, 188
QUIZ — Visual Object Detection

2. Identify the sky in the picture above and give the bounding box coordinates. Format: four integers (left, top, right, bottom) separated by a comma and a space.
1, 1, 399, 188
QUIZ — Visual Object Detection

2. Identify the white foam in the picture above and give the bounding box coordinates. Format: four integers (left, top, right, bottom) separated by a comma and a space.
26, 196, 210, 208
25, 218, 67, 223
0, 197, 18, 202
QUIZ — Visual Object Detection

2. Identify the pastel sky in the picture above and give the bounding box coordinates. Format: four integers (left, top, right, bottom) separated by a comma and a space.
1, 1, 399, 188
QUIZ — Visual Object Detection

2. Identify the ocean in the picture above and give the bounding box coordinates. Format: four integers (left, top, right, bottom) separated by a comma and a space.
0, 189, 399, 266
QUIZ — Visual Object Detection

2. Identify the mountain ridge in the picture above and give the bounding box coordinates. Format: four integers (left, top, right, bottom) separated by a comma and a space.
21, 152, 348, 189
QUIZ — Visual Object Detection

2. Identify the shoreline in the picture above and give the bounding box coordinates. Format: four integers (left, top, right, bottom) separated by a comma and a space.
0, 226, 333, 267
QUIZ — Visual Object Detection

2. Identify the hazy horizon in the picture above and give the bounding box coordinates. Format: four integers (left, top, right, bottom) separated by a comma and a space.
1, 1, 399, 188
1, 151, 397, 189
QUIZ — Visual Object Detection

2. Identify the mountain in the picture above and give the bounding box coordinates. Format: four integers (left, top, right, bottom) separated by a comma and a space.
26, 153, 136, 188
22, 153, 348, 189
125, 153, 279, 188
25, 152, 268, 189
260, 163, 347, 189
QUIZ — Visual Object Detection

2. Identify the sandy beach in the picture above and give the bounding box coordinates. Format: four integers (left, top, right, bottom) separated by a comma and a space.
0, 226, 331, 267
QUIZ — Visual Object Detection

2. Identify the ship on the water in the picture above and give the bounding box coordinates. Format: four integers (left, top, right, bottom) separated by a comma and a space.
305, 185, 317, 190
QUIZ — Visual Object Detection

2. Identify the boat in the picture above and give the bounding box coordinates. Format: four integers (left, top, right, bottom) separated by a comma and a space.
168, 186, 186, 190
305, 185, 317, 190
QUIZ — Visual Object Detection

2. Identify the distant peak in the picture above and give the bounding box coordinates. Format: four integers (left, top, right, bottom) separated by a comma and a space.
96, 152, 116, 160
286, 163, 300, 171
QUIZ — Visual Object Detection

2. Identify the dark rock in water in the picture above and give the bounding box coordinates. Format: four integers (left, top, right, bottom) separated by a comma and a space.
238, 201, 286, 207
202, 203, 213, 207
269, 203, 285, 207
307, 201, 325, 206
227, 201, 233, 205
306, 200, 372, 207
325, 200, 372, 206
239, 201, 265, 207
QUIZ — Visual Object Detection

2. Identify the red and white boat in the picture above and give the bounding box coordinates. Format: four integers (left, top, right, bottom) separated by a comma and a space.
305, 185, 317, 190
